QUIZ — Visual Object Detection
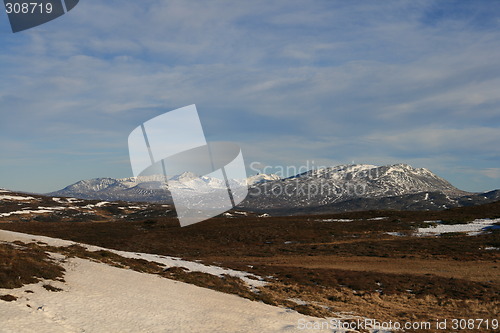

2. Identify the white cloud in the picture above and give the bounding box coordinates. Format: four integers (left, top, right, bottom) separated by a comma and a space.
478, 168, 500, 179
364, 127, 500, 155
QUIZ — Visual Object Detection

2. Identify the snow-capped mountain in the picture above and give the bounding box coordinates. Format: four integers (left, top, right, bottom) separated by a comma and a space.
48, 176, 172, 203
46, 163, 500, 214
293, 164, 464, 198
238, 164, 470, 213
246, 173, 281, 185
48, 172, 264, 203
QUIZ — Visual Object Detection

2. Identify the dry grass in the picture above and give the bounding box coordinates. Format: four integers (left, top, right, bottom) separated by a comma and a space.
0, 294, 17, 302
224, 255, 499, 283
0, 242, 65, 290
42, 284, 63, 292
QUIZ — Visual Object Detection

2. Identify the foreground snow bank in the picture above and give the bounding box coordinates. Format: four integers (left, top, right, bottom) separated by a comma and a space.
0, 257, 332, 333
0, 230, 394, 333
0, 230, 265, 288
0, 230, 336, 333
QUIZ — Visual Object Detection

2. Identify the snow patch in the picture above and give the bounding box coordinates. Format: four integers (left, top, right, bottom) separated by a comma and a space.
416, 218, 500, 236
0, 206, 66, 217
385, 232, 406, 237
0, 195, 36, 201
317, 218, 354, 222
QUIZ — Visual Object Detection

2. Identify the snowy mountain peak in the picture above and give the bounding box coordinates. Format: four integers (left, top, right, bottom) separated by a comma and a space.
240, 163, 469, 211
304, 164, 447, 184
308, 164, 378, 178
170, 172, 200, 181
247, 173, 281, 185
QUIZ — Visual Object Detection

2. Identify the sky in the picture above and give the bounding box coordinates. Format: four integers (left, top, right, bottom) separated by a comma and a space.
0, 0, 499, 193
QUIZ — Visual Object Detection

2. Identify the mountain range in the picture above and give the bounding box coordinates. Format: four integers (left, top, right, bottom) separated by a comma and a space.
47, 173, 270, 203
47, 164, 500, 215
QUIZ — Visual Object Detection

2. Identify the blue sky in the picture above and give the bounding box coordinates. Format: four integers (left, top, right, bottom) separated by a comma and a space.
1, 0, 500, 193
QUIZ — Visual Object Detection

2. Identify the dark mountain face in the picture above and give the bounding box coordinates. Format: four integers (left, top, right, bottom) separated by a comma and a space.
238, 164, 469, 212
244, 190, 500, 216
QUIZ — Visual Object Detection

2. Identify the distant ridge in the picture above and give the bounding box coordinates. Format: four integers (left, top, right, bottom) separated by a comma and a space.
46, 164, 500, 214
47, 173, 280, 203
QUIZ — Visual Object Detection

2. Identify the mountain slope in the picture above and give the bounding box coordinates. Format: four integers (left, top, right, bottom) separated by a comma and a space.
238, 164, 469, 212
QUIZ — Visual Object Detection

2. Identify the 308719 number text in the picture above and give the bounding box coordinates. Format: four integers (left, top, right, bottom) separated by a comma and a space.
5, 2, 53, 14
